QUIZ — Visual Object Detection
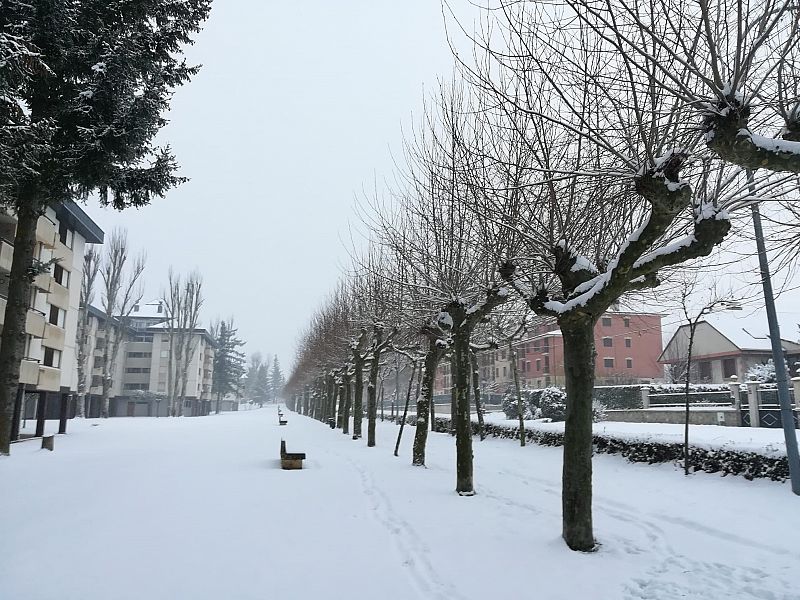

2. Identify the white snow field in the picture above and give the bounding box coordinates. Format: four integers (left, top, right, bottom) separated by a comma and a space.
1, 409, 798, 600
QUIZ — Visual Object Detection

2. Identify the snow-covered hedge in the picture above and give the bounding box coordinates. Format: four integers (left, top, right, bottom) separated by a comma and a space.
399, 416, 789, 482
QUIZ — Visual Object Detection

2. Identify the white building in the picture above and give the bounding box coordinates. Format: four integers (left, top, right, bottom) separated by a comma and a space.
1, 201, 104, 434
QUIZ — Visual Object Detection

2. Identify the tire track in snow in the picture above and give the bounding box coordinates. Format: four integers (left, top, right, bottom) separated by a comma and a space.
344, 456, 467, 600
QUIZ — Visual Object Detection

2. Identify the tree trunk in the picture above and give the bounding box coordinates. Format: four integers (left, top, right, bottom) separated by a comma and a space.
352, 359, 364, 439
341, 374, 352, 434
510, 342, 526, 447
366, 331, 384, 447
452, 323, 474, 495
560, 318, 597, 552
470, 350, 485, 441
394, 362, 417, 457
0, 202, 39, 454
330, 376, 339, 429
216, 390, 221, 414
413, 338, 442, 466
100, 325, 114, 418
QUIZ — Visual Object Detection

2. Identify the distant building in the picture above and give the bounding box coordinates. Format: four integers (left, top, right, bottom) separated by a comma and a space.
1, 202, 104, 431
433, 310, 664, 396
80, 300, 217, 417
659, 316, 800, 384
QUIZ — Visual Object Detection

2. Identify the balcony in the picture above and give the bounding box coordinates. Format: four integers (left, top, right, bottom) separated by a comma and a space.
19, 359, 39, 386
44, 323, 65, 350
51, 242, 73, 267
36, 216, 57, 248
25, 308, 46, 338
37, 365, 61, 391
0, 239, 13, 272
33, 272, 52, 293
47, 280, 70, 310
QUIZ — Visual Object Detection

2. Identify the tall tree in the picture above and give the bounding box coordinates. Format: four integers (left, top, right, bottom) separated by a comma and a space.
211, 318, 246, 413
75, 246, 100, 417
100, 230, 145, 418
269, 355, 284, 404
0, 0, 211, 454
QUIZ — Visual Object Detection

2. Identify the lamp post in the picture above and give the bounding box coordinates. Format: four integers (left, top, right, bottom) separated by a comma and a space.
748, 169, 800, 495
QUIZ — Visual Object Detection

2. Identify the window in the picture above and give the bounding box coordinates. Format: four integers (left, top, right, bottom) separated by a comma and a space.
626, 358, 633, 369
127, 352, 152, 359
536, 359, 541, 372
43, 347, 61, 368
161, 350, 169, 358
501, 350, 506, 360
502, 366, 507, 377
133, 334, 153, 342
543, 355, 550, 373
48, 305, 65, 327
58, 221, 74, 248
543, 338, 550, 353
123, 383, 149, 391
623, 318, 631, 328
603, 357, 615, 368
602, 317, 612, 327
699, 361, 712, 381
533, 340, 540, 352
53, 263, 69, 287
126, 367, 151, 374
723, 358, 737, 378
602, 337, 613, 348
625, 338, 632, 348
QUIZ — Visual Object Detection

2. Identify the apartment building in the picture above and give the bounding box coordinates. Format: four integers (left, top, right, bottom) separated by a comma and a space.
1, 202, 104, 437
433, 310, 664, 396
81, 300, 216, 417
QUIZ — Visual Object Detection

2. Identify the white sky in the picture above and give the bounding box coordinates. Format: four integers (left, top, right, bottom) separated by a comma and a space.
84, 1, 465, 367
82, 2, 800, 370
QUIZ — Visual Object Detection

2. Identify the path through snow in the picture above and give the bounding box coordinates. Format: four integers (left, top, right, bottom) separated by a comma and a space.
1, 409, 797, 600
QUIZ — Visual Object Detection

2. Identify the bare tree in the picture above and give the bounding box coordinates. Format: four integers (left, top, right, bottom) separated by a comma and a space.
75, 246, 100, 418
162, 270, 203, 416
100, 230, 145, 418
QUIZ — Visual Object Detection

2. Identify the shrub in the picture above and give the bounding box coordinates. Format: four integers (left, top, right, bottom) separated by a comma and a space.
538, 387, 567, 421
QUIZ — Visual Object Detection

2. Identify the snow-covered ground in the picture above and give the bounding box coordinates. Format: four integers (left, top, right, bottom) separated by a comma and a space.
1, 409, 798, 600
483, 412, 796, 457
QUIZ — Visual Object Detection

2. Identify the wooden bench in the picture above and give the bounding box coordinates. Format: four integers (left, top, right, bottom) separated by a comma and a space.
280, 439, 305, 470
278, 410, 287, 426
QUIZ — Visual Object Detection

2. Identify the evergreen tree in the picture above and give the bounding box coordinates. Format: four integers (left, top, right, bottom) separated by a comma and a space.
211, 319, 246, 413
253, 363, 270, 407
270, 355, 284, 403
0, 0, 212, 454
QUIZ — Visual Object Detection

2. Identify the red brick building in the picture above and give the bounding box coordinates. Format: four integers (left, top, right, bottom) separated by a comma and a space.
434, 310, 664, 396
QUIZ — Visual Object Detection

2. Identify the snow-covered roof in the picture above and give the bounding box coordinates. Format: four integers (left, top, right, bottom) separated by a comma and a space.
699, 313, 800, 351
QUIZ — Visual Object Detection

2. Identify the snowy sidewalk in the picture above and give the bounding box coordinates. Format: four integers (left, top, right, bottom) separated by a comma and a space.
1, 409, 798, 600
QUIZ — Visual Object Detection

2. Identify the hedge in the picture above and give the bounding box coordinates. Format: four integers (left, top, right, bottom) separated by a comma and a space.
392, 415, 789, 482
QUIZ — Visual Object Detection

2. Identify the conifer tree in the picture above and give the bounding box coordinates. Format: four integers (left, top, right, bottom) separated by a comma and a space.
0, 0, 212, 454
211, 319, 246, 413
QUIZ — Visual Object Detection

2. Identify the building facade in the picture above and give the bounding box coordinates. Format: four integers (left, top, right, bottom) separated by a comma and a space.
433, 310, 664, 396
80, 301, 217, 417
659, 318, 800, 384
2, 202, 104, 434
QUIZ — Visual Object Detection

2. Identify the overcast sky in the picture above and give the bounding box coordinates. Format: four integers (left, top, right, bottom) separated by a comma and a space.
83, 2, 800, 372
84, 2, 465, 368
